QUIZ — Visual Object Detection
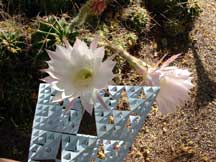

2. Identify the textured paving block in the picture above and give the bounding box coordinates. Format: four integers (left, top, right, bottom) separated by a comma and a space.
28, 84, 159, 162
33, 84, 84, 135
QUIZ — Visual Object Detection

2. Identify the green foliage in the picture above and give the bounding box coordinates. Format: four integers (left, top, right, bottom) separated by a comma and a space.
121, 5, 150, 31
0, 20, 25, 56
0, 32, 25, 55
32, 16, 78, 53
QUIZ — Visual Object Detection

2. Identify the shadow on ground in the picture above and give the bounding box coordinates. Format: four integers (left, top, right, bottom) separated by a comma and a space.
144, 0, 200, 53
191, 43, 216, 109
0, 121, 31, 161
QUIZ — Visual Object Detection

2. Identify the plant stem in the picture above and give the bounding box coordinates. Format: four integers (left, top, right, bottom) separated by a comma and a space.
102, 39, 151, 74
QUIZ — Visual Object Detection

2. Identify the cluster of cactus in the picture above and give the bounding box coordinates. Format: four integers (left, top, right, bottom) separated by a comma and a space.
121, 4, 150, 31
145, 0, 201, 37
0, 20, 25, 57
32, 16, 78, 53
0, 32, 24, 55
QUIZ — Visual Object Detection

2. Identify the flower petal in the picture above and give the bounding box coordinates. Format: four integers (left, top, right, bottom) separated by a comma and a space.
93, 59, 115, 89
160, 54, 181, 69
94, 47, 105, 61
40, 68, 62, 79
64, 98, 75, 113
156, 95, 174, 114
55, 45, 71, 58
46, 49, 63, 61
76, 40, 92, 58
52, 91, 64, 102
63, 37, 73, 50
146, 63, 193, 115
156, 75, 192, 114
96, 91, 109, 110
73, 38, 82, 48
90, 37, 98, 50
40, 76, 57, 83
80, 96, 94, 115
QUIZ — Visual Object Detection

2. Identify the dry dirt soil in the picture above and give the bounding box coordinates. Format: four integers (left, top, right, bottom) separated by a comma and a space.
125, 1, 216, 162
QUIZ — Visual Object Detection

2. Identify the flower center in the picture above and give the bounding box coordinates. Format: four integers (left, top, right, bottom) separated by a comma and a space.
73, 68, 94, 87
77, 68, 93, 80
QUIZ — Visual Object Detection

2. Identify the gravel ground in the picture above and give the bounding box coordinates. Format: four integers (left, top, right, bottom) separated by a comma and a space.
125, 1, 216, 162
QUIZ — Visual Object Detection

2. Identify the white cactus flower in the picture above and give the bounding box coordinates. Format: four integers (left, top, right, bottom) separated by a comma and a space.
146, 55, 194, 114
41, 38, 115, 114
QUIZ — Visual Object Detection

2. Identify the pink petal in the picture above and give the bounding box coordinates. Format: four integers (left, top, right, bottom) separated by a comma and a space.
147, 70, 161, 85
52, 91, 73, 103
161, 66, 178, 72
55, 45, 71, 59
40, 76, 57, 83
52, 92, 64, 103
46, 58, 73, 77
104, 59, 116, 70
96, 92, 109, 110
156, 96, 176, 114
63, 37, 73, 50
107, 53, 117, 61
146, 65, 193, 115
160, 54, 181, 69
94, 47, 105, 61
90, 37, 99, 50
73, 38, 82, 48
155, 53, 168, 68
80, 97, 94, 115
174, 69, 192, 79
46, 49, 63, 61
40, 68, 62, 79
64, 98, 75, 113
156, 76, 191, 114
93, 59, 115, 89
46, 44, 73, 65
78, 41, 91, 56
156, 96, 168, 114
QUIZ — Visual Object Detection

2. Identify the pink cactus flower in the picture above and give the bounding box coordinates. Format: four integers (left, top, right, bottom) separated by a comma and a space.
146, 55, 194, 114
41, 38, 115, 114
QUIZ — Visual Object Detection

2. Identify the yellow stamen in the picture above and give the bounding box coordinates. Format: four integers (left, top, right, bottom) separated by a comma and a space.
72, 68, 94, 87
